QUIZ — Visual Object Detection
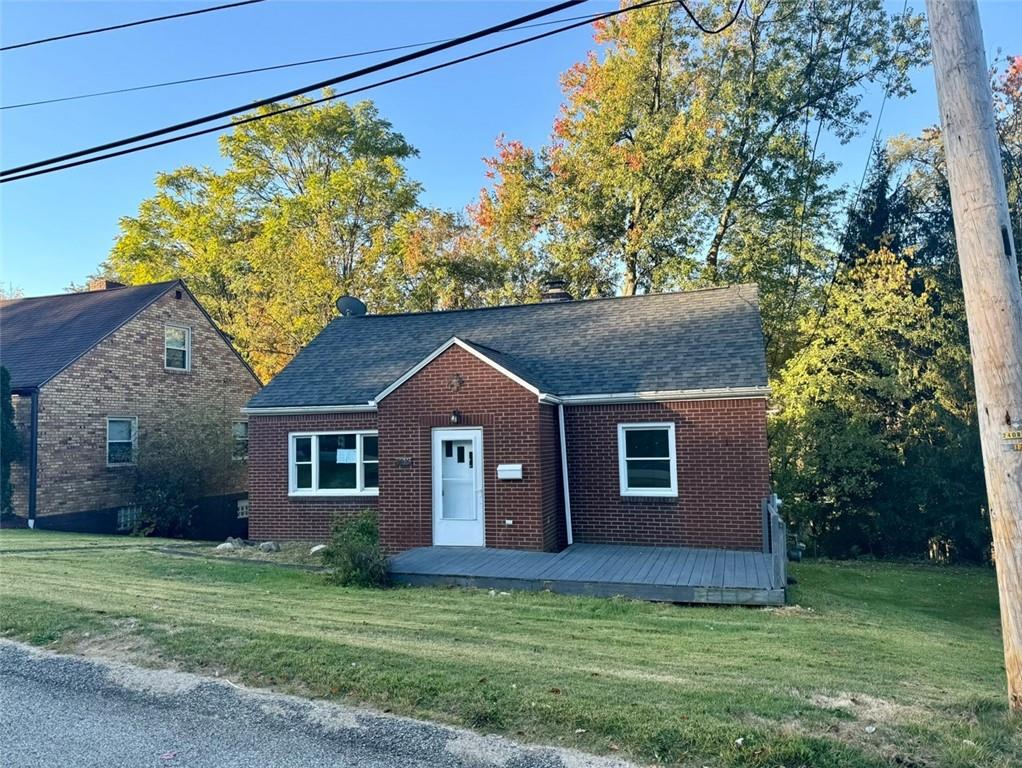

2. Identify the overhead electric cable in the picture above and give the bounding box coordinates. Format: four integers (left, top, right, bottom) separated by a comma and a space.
1, 0, 745, 183
1, 3, 683, 111
1, 0, 588, 178
0, 0, 267, 52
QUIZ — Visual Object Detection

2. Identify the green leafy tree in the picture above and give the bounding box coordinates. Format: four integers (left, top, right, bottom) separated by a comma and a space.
771, 249, 987, 559
469, 0, 927, 366
105, 97, 526, 379
0, 367, 22, 516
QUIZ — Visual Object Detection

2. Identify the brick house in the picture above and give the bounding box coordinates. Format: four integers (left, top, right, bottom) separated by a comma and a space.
244, 284, 772, 556
1, 279, 261, 534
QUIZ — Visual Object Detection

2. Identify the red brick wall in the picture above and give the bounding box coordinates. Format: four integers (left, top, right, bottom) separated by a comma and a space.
247, 411, 379, 542
13, 287, 260, 522
563, 399, 770, 550
377, 345, 559, 554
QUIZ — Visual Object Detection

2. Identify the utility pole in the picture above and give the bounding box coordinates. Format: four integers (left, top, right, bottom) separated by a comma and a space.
927, 0, 1022, 709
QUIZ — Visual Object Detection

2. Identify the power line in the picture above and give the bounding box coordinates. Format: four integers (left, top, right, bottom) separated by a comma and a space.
1, 0, 745, 184
1, 4, 676, 112
0, 0, 588, 178
0, 0, 267, 52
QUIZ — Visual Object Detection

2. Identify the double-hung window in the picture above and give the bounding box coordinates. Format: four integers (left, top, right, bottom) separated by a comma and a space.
617, 422, 677, 497
107, 417, 138, 466
232, 421, 249, 460
289, 431, 378, 496
165, 325, 191, 371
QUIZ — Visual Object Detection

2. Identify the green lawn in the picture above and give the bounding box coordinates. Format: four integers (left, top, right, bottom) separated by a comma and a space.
0, 529, 1017, 767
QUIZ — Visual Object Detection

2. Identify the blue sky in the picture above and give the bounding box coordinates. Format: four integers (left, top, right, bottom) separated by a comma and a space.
1, 0, 1019, 296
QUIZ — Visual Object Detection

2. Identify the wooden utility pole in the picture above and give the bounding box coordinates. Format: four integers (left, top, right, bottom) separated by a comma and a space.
927, 0, 1022, 709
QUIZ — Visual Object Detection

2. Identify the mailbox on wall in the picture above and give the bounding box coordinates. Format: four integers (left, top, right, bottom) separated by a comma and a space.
496, 464, 523, 480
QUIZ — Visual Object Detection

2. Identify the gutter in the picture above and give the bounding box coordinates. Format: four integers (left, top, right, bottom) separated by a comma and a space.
241, 403, 377, 416
558, 403, 573, 546
557, 386, 770, 405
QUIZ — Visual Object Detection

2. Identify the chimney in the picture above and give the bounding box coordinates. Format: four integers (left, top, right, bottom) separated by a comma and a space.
87, 278, 125, 292
540, 277, 573, 303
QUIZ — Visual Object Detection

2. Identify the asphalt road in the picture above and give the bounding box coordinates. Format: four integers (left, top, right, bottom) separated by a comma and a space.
0, 640, 633, 768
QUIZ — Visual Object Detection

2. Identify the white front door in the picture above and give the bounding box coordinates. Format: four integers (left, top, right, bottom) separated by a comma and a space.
432, 428, 484, 546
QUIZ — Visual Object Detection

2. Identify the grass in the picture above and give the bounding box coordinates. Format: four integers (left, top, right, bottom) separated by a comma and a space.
1, 529, 1018, 767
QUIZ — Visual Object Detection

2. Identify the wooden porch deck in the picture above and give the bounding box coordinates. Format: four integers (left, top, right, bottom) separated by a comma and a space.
388, 543, 786, 606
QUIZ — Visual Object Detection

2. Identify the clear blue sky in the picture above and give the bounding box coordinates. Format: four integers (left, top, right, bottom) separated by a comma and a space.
1, 0, 1019, 297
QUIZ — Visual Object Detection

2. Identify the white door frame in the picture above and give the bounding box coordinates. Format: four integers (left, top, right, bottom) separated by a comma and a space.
431, 427, 484, 546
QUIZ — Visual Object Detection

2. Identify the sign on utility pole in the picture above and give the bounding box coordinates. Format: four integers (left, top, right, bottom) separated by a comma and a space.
927, 0, 1022, 709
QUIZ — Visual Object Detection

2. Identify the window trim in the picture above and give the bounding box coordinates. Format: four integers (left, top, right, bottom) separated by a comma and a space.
164, 323, 192, 372
288, 430, 379, 497
106, 416, 138, 467
617, 422, 678, 498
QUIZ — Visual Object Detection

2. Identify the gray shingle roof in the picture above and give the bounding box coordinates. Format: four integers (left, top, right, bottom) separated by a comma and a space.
0, 281, 178, 390
247, 285, 768, 408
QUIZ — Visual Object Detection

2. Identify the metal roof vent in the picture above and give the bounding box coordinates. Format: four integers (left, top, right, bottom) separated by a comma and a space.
336, 295, 367, 317
540, 277, 573, 303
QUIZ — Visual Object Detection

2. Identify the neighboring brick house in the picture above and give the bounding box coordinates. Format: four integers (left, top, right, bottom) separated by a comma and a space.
0, 279, 261, 534
244, 284, 771, 556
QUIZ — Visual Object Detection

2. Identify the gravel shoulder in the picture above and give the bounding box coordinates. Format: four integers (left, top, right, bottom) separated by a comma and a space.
0, 640, 634, 768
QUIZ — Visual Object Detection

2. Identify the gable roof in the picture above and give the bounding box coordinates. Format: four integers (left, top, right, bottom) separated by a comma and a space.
246, 284, 768, 410
0, 281, 179, 390
374, 336, 556, 404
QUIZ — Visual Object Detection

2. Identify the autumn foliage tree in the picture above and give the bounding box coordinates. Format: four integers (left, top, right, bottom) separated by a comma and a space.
469, 0, 927, 367
104, 97, 530, 379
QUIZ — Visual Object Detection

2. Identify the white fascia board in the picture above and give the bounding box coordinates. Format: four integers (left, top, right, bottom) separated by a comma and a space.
558, 386, 770, 405
374, 337, 549, 403
241, 404, 377, 415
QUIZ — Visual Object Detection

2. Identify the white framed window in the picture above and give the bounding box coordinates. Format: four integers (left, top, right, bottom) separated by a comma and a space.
232, 420, 249, 460
617, 422, 677, 497
106, 417, 138, 466
236, 499, 250, 519
289, 431, 379, 496
165, 324, 191, 371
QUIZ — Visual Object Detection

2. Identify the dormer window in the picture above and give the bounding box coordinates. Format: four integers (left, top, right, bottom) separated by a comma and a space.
165, 325, 191, 371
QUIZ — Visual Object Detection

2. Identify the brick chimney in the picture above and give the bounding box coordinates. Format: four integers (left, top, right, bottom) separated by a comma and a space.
87, 278, 125, 292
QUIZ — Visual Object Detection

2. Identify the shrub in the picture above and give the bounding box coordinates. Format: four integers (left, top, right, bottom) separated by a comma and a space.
133, 410, 243, 537
323, 511, 388, 587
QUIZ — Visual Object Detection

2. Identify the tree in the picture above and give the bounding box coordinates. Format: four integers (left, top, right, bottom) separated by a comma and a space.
771, 249, 988, 560
104, 96, 528, 379
1, 367, 23, 517
469, 0, 927, 366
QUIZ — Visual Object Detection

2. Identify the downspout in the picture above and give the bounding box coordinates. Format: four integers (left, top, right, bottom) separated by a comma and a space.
27, 388, 39, 529
557, 403, 573, 546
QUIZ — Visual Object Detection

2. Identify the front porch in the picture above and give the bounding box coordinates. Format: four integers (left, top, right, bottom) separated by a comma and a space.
388, 542, 787, 606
